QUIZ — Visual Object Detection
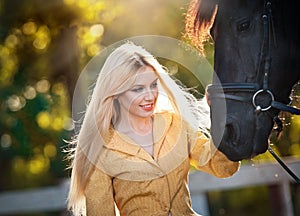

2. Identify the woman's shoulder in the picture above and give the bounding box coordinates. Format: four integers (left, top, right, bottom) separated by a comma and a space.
154, 111, 188, 129
154, 111, 209, 137
154, 111, 180, 122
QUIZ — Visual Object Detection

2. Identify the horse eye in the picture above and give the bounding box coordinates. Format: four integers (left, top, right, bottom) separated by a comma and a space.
237, 20, 250, 32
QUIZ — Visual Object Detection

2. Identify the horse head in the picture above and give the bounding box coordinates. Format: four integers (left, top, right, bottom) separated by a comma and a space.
186, 0, 300, 161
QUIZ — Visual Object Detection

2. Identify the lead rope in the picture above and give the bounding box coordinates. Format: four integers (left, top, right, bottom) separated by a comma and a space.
268, 146, 300, 184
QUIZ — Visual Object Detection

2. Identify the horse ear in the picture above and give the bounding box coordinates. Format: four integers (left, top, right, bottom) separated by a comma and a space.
194, 0, 218, 29
185, 0, 218, 54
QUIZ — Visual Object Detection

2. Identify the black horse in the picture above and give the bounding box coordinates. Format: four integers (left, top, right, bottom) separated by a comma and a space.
185, 0, 300, 161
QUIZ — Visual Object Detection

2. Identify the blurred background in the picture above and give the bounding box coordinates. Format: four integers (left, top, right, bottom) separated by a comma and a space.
0, 0, 299, 215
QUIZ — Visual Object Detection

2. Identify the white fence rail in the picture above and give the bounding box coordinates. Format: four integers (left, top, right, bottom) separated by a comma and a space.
0, 157, 299, 215
189, 157, 300, 216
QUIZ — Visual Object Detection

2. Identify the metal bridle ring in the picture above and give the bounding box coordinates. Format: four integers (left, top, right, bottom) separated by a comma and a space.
252, 89, 274, 112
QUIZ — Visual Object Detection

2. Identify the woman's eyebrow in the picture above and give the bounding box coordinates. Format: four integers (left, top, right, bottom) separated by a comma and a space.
132, 78, 158, 87
131, 84, 144, 88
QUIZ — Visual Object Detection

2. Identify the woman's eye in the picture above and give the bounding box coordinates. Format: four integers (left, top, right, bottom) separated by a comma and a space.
131, 87, 144, 92
151, 82, 158, 89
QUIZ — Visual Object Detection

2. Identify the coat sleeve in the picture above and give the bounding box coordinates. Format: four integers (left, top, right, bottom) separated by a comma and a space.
188, 129, 240, 178
85, 166, 116, 216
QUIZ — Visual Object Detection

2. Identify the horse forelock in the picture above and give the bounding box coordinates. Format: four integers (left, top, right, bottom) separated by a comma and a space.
184, 0, 218, 55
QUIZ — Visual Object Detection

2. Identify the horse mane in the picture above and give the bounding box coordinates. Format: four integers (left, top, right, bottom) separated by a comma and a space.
184, 0, 218, 55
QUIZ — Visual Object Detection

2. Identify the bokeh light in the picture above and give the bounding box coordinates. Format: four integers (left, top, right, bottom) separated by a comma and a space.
7, 95, 26, 112
90, 24, 104, 37
0, 44, 18, 86
1, 134, 12, 148
22, 21, 37, 35
36, 79, 51, 93
52, 117, 64, 131
28, 154, 49, 175
33, 26, 51, 50
5, 34, 19, 48
44, 142, 57, 158
36, 111, 51, 129
23, 85, 37, 100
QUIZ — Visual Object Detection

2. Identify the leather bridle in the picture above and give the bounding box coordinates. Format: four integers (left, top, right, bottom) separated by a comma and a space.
206, 0, 300, 183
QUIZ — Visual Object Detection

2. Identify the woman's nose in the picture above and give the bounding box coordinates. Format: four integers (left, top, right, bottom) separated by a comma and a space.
144, 89, 155, 100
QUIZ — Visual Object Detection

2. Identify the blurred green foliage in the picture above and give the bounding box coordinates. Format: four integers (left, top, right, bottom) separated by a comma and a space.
0, 0, 121, 190
0, 0, 191, 190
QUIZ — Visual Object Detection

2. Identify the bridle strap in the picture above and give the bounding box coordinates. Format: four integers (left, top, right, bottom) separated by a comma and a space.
271, 101, 300, 115
207, 83, 300, 115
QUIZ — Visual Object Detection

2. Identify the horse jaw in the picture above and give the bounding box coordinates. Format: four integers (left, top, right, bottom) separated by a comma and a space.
210, 102, 274, 161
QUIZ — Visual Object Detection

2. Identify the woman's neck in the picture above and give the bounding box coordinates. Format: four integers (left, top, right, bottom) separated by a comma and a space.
114, 115, 153, 136
114, 115, 154, 156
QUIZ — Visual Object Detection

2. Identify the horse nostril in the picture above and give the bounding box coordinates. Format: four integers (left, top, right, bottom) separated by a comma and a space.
223, 123, 239, 145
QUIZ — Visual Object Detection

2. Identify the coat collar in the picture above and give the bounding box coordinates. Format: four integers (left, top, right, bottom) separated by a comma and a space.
104, 112, 173, 162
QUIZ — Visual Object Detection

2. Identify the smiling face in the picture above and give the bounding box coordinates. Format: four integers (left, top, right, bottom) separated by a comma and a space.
117, 66, 159, 121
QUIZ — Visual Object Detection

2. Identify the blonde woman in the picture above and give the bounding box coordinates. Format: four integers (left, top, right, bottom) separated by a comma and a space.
67, 42, 239, 216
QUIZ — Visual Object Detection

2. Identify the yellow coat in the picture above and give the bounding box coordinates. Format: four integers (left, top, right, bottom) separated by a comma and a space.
85, 112, 239, 216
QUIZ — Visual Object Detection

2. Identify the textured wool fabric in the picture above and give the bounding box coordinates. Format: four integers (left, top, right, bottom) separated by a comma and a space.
84, 112, 239, 216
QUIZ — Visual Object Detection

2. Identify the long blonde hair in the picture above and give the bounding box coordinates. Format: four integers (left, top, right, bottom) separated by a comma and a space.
67, 41, 210, 215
